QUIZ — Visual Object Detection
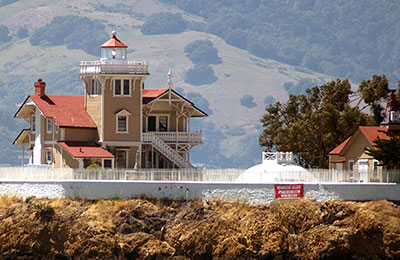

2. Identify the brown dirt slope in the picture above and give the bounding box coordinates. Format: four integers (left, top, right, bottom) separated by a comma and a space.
0, 196, 399, 259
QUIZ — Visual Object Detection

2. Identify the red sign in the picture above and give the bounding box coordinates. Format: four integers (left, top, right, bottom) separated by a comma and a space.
274, 184, 304, 199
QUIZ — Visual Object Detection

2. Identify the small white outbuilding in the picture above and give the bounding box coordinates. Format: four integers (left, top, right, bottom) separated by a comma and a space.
236, 152, 317, 183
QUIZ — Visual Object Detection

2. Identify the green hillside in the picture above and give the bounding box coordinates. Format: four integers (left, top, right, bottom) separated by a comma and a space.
0, 0, 396, 168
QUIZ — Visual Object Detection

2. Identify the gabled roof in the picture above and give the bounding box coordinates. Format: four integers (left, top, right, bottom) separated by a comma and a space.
16, 95, 97, 128
142, 88, 208, 117
101, 34, 128, 48
329, 136, 351, 155
58, 141, 114, 158
359, 126, 389, 146
143, 89, 167, 104
329, 126, 389, 155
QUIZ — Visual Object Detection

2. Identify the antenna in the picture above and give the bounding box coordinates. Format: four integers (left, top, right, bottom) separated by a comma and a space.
167, 69, 173, 105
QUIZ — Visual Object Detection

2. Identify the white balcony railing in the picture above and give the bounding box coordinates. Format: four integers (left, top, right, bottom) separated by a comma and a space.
79, 60, 148, 75
142, 132, 202, 144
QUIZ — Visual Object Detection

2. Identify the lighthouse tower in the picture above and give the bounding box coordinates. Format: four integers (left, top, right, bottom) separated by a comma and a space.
79, 31, 149, 168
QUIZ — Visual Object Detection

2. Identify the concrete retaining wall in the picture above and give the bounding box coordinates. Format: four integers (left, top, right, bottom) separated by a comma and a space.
0, 180, 399, 203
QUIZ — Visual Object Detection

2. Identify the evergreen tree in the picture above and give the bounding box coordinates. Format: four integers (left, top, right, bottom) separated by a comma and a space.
366, 131, 400, 169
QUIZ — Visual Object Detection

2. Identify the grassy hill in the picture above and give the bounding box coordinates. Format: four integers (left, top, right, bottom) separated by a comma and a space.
0, 0, 345, 167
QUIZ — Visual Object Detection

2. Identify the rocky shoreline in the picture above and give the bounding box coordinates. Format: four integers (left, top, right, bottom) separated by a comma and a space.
0, 196, 399, 259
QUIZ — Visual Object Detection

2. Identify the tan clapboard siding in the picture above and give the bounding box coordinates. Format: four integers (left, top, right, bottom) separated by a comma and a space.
103, 78, 141, 141
64, 128, 98, 142
86, 93, 102, 137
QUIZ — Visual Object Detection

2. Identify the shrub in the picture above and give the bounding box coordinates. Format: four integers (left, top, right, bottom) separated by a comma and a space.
33, 203, 55, 221
16, 27, 29, 39
240, 95, 257, 108
184, 63, 218, 86
184, 40, 221, 65
141, 13, 187, 35
0, 25, 11, 43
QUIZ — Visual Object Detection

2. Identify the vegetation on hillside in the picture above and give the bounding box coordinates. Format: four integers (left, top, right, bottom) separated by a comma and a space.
0, 25, 11, 43
29, 16, 108, 56
184, 63, 217, 86
141, 13, 187, 35
259, 75, 395, 168
161, 0, 400, 82
184, 40, 221, 65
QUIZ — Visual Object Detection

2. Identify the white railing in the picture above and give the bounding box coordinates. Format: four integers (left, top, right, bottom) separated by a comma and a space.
148, 133, 193, 168
0, 167, 399, 183
80, 60, 148, 75
142, 132, 202, 144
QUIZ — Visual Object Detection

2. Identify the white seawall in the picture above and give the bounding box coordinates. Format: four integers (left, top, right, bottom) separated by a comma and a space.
0, 180, 399, 203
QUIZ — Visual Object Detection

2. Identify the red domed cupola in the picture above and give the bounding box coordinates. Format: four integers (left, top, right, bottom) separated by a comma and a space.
100, 31, 128, 61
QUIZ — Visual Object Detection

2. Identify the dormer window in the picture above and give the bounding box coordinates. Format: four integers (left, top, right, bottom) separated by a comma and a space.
114, 79, 130, 97
115, 109, 131, 134
90, 79, 99, 96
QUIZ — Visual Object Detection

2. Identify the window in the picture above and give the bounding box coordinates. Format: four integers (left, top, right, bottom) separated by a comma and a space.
148, 116, 156, 131
118, 116, 127, 132
114, 79, 130, 96
115, 109, 131, 134
147, 115, 169, 132
31, 115, 36, 132
103, 159, 112, 168
55, 123, 59, 133
349, 160, 354, 178
159, 116, 168, 131
373, 160, 379, 177
116, 150, 128, 168
90, 79, 99, 95
46, 118, 53, 134
45, 150, 53, 164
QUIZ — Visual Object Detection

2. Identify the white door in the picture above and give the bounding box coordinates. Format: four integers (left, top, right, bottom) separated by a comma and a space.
358, 159, 368, 183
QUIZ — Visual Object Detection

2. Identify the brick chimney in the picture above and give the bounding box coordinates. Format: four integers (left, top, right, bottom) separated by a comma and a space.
34, 78, 46, 97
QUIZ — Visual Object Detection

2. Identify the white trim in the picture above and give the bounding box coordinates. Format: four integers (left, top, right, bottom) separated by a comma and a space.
139, 78, 143, 168
78, 158, 84, 169
116, 109, 131, 134
61, 128, 65, 141
102, 141, 142, 146
90, 78, 99, 96
113, 79, 132, 97
102, 158, 114, 169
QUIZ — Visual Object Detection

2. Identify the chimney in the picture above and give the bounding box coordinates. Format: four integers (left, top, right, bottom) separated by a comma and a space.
34, 78, 46, 97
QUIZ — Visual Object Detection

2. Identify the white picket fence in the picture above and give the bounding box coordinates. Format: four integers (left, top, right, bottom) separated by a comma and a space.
0, 167, 399, 183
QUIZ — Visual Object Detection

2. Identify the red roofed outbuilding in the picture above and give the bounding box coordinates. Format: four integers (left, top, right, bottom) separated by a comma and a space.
328, 126, 390, 181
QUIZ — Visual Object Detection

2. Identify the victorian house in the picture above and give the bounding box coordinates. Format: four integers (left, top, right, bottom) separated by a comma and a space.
13, 32, 207, 169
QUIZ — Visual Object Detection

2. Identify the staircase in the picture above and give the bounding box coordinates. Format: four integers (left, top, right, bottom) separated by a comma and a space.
145, 133, 194, 169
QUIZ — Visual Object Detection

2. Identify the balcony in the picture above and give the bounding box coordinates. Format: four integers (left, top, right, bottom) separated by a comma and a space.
79, 60, 149, 75
142, 132, 202, 145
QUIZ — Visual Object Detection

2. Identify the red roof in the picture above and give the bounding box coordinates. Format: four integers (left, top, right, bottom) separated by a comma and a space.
329, 136, 351, 155
143, 89, 167, 104
329, 126, 389, 155
30, 95, 97, 128
101, 35, 127, 48
359, 126, 389, 146
58, 141, 114, 158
